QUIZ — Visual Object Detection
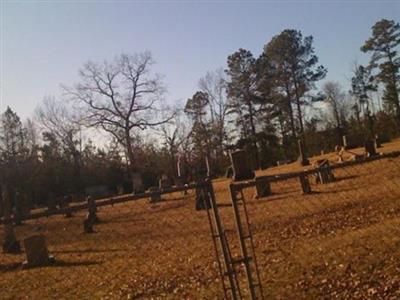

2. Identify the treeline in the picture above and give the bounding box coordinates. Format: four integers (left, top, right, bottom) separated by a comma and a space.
0, 19, 399, 209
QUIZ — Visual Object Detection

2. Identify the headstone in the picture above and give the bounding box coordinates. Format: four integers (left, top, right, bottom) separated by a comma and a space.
83, 196, 98, 233
229, 150, 255, 181
365, 139, 377, 157
314, 159, 335, 184
22, 235, 55, 268
320, 150, 324, 155
255, 177, 271, 198
132, 172, 144, 194
148, 187, 161, 203
299, 174, 312, 194
297, 139, 310, 166
195, 183, 211, 211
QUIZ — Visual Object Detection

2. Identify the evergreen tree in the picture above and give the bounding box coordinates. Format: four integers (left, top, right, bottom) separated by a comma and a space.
264, 29, 327, 138
361, 19, 400, 122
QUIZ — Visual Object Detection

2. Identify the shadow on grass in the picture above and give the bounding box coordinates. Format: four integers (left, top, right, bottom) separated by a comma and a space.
0, 259, 102, 273
52, 248, 127, 254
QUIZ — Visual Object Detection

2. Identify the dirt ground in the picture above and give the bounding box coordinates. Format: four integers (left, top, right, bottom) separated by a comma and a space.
1, 141, 400, 299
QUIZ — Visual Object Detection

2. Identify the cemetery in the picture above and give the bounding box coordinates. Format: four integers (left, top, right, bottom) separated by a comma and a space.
2, 6, 400, 298
1, 139, 399, 299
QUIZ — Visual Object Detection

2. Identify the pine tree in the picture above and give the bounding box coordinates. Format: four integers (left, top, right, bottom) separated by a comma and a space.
361, 19, 400, 122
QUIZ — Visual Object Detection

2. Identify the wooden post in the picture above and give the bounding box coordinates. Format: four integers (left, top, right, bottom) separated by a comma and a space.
299, 174, 312, 194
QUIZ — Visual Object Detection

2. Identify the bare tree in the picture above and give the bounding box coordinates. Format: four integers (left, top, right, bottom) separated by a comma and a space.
36, 96, 82, 176
64, 52, 174, 187
322, 81, 349, 143
198, 68, 229, 163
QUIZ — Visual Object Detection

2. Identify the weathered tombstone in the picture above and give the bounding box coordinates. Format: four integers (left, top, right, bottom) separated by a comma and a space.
314, 159, 335, 184
229, 150, 255, 181
320, 150, 324, 155
195, 182, 211, 211
299, 174, 312, 194
148, 186, 161, 203
297, 139, 310, 166
255, 177, 271, 198
342, 135, 348, 149
1, 185, 21, 254
22, 235, 55, 268
83, 196, 97, 233
365, 139, 377, 157
132, 172, 144, 194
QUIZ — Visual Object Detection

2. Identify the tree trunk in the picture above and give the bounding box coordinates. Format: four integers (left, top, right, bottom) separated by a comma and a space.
125, 130, 136, 190
285, 84, 297, 138
247, 100, 261, 170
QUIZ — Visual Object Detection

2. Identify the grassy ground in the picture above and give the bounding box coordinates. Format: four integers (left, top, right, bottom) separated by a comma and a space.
1, 141, 400, 299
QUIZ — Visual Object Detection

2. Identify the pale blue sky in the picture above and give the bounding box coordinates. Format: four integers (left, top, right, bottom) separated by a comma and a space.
1, 1, 399, 119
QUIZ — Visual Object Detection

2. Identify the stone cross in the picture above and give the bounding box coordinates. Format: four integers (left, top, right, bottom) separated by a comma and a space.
229, 150, 255, 181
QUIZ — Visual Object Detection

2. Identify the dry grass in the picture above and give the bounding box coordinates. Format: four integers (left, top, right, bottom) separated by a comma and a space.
1, 140, 400, 299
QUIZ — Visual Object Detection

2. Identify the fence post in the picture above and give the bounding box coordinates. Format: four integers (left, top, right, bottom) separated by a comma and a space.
299, 174, 312, 194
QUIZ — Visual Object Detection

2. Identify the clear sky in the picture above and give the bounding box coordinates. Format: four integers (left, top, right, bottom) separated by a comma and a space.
1, 0, 399, 119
